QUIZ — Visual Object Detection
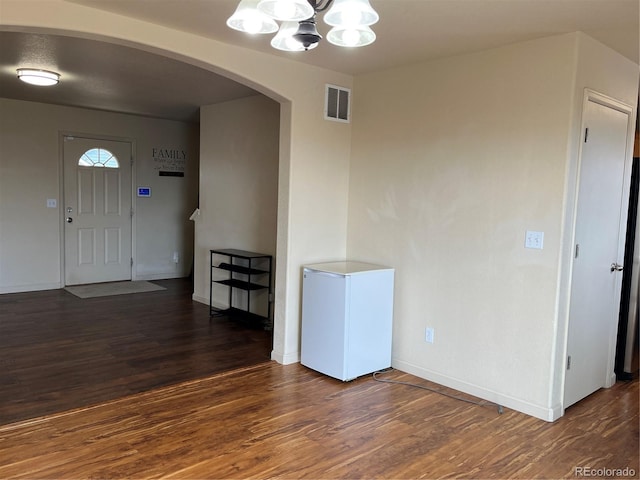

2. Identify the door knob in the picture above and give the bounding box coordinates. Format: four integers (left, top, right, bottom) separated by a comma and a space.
66, 217, 73, 223
610, 263, 623, 272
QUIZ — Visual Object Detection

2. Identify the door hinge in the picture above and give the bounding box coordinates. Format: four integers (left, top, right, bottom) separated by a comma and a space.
567, 355, 571, 370
575, 244, 580, 259
584, 127, 589, 143
131, 258, 134, 267
130, 207, 134, 218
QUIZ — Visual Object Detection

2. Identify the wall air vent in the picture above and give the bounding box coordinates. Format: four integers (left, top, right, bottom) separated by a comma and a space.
325, 84, 350, 123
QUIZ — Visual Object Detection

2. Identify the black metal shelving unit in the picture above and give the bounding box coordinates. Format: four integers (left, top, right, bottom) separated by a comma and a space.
209, 249, 273, 329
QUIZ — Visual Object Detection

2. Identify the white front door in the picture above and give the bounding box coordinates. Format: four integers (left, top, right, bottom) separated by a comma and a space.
564, 94, 633, 408
63, 136, 132, 285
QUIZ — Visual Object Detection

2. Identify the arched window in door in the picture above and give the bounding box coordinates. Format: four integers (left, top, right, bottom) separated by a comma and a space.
78, 148, 120, 168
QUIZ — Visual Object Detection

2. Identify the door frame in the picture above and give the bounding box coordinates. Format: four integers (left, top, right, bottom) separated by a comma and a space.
561, 89, 636, 409
59, 131, 137, 286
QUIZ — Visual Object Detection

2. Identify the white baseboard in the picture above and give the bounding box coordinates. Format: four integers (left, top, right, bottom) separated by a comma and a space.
0, 282, 62, 294
135, 272, 186, 281
271, 350, 300, 365
192, 293, 208, 305
392, 359, 560, 422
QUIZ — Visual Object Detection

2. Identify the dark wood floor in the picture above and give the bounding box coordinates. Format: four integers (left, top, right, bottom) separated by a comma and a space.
0, 363, 637, 479
1, 280, 638, 479
0, 278, 272, 425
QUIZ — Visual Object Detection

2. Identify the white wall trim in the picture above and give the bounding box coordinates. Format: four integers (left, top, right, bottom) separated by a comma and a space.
271, 349, 300, 365
136, 273, 185, 281
57, 132, 66, 288
191, 295, 226, 312
1, 282, 62, 294
393, 359, 559, 422
192, 293, 208, 305
130, 139, 138, 281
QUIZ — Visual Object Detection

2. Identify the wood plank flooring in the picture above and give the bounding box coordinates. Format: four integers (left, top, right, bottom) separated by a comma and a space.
0, 278, 272, 425
0, 363, 637, 479
0, 278, 638, 478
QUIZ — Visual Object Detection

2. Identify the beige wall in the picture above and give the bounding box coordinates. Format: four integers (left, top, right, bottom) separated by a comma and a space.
0, 98, 199, 292
348, 33, 638, 420
194, 95, 279, 313
3, 1, 638, 421
0, 0, 352, 365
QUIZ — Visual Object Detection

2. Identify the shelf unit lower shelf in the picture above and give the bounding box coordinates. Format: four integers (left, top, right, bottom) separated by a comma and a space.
209, 249, 273, 330
209, 307, 271, 327
214, 279, 268, 290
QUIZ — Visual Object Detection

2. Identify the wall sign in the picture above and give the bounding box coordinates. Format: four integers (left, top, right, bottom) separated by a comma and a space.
153, 147, 186, 177
137, 187, 151, 197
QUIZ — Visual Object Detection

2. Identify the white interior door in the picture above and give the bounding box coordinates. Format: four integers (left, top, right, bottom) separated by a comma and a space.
63, 136, 132, 285
564, 95, 633, 408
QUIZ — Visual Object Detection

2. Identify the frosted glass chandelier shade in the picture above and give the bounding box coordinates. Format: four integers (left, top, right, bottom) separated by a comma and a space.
226, 0, 279, 34
327, 24, 375, 47
17, 68, 60, 86
324, 0, 379, 27
257, 0, 314, 21
227, 0, 380, 50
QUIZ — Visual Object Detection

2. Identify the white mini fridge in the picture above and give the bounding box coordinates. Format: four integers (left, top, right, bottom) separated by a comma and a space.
301, 261, 394, 381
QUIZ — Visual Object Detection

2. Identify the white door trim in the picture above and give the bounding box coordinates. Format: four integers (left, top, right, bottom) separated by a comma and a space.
59, 131, 137, 286
561, 89, 636, 409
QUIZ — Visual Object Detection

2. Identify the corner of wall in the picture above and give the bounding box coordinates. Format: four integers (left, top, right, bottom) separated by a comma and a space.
271, 349, 300, 365
394, 359, 560, 422
548, 30, 582, 416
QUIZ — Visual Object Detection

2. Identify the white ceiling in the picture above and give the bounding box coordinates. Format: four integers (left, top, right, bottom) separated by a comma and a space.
68, 0, 640, 74
0, 31, 259, 123
1, 0, 638, 122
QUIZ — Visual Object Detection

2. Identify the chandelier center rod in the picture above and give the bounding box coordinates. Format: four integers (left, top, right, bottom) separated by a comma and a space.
308, 0, 335, 15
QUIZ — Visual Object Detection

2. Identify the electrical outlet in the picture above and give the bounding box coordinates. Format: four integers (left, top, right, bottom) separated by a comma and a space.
425, 327, 434, 344
172, 251, 179, 264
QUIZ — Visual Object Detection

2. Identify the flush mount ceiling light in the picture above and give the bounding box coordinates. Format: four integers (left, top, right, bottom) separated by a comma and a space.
227, 0, 379, 51
17, 68, 60, 86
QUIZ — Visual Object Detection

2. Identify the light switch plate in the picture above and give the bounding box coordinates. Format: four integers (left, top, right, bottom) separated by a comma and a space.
525, 230, 544, 249
425, 327, 434, 344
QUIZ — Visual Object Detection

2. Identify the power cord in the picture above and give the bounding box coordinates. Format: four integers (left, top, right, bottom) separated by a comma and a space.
372, 368, 504, 414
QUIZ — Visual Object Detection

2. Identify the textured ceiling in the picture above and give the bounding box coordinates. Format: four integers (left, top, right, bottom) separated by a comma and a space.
0, 31, 259, 123
1, 0, 637, 122
68, 0, 639, 74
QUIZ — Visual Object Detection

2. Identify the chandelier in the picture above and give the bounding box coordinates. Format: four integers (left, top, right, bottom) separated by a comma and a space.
227, 0, 379, 51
